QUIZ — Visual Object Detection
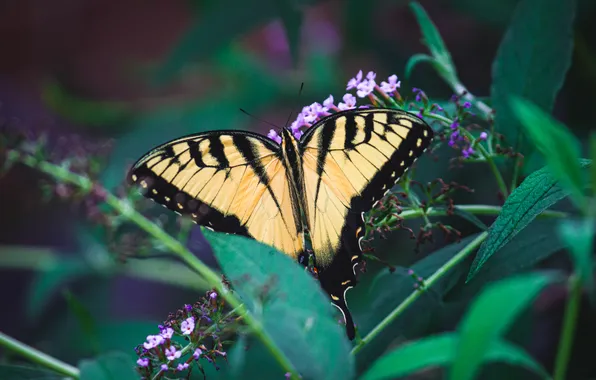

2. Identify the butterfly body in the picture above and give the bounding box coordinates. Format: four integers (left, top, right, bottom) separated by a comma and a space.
129, 108, 434, 340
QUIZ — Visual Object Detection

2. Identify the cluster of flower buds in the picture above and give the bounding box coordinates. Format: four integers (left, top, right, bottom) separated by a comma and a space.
135, 290, 234, 379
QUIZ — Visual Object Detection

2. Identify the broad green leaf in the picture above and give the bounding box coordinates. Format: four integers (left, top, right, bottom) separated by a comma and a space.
409, 2, 457, 83
0, 365, 64, 379
559, 218, 595, 301
450, 273, 559, 380
203, 229, 354, 380
453, 219, 566, 301
490, 0, 575, 153
509, 97, 585, 208
351, 235, 478, 371
79, 352, 138, 380
361, 333, 549, 380
467, 161, 590, 281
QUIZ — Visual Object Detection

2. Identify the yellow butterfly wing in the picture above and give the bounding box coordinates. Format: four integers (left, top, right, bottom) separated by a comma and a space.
300, 108, 434, 338
129, 131, 304, 258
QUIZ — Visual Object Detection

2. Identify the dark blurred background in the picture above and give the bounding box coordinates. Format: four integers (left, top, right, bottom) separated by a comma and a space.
1, 0, 596, 378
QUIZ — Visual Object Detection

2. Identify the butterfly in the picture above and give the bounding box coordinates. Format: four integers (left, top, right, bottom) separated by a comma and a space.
128, 107, 434, 340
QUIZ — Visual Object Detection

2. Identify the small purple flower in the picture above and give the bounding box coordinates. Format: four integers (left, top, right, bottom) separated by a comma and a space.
180, 317, 195, 335
193, 348, 203, 360
449, 130, 461, 147
177, 363, 190, 371
143, 335, 165, 349
166, 346, 182, 361
293, 129, 304, 140
346, 70, 363, 90
479, 132, 488, 140
290, 113, 306, 133
338, 93, 357, 110
450, 121, 459, 130
267, 129, 282, 144
161, 327, 174, 340
463, 101, 472, 109
161, 364, 168, 371
407, 269, 414, 275
380, 74, 400, 94
209, 291, 218, 300
137, 358, 149, 367
285, 373, 291, 379
302, 102, 327, 124
323, 95, 334, 108
366, 71, 376, 81
462, 147, 475, 158
413, 87, 426, 102
356, 79, 376, 98
184, 304, 192, 312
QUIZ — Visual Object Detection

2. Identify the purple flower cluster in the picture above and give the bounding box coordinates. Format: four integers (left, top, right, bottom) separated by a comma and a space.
268, 70, 402, 143
444, 98, 489, 159
135, 290, 232, 378
266, 69, 491, 162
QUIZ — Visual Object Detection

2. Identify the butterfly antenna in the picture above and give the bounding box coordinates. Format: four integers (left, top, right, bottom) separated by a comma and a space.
239, 108, 279, 129
283, 82, 305, 129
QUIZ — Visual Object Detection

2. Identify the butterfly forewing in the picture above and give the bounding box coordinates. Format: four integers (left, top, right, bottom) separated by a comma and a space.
299, 108, 434, 338
128, 131, 304, 258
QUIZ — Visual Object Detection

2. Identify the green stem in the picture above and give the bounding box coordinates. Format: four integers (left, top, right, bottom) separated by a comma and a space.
15, 153, 300, 379
451, 82, 493, 119
351, 232, 488, 355
553, 275, 581, 380
0, 331, 79, 378
395, 204, 567, 222
461, 129, 509, 199
510, 156, 522, 193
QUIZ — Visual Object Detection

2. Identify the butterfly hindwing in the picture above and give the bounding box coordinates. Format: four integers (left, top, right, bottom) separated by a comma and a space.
129, 131, 304, 258
300, 108, 434, 338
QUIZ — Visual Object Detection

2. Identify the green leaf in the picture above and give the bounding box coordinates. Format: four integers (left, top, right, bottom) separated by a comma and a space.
62, 289, 100, 354
490, 0, 576, 152
467, 161, 590, 281
509, 96, 586, 208
591, 133, 596, 196
559, 218, 595, 301
203, 229, 355, 380
27, 256, 92, 320
450, 273, 559, 380
79, 352, 138, 380
454, 219, 566, 301
352, 235, 477, 369
404, 53, 438, 79
409, 2, 457, 83
452, 206, 489, 231
0, 365, 64, 379
361, 333, 549, 380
